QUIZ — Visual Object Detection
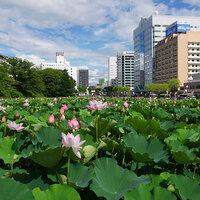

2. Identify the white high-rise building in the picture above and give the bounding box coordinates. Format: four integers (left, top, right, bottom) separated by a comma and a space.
41, 52, 77, 85
117, 51, 134, 88
134, 12, 200, 87
108, 57, 117, 86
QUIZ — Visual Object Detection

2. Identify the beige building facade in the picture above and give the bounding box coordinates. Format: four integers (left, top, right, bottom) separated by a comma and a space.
155, 31, 200, 85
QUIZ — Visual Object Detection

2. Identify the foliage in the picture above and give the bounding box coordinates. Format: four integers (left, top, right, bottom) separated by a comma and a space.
168, 78, 181, 93
145, 83, 169, 95
0, 57, 76, 97
0, 96, 200, 200
78, 86, 87, 92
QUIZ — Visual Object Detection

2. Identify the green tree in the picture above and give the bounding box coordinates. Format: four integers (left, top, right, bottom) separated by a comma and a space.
40, 68, 63, 97
60, 70, 76, 96
88, 87, 92, 95
145, 83, 169, 97
78, 86, 87, 93
7, 57, 45, 97
0, 61, 21, 97
168, 79, 181, 94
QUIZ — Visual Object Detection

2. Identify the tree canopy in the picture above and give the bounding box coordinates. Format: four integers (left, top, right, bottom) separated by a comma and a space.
0, 57, 76, 97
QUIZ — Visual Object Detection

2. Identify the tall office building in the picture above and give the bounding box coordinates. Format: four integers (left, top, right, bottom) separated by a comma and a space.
41, 52, 77, 85
117, 51, 134, 88
77, 69, 89, 87
155, 31, 200, 85
134, 12, 200, 87
108, 57, 117, 86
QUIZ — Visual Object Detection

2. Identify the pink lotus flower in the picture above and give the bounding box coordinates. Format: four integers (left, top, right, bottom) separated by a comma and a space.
62, 104, 68, 111
86, 100, 107, 111
7, 121, 24, 132
59, 107, 65, 115
23, 102, 29, 107
2, 116, 6, 122
24, 99, 29, 103
16, 113, 19, 118
68, 118, 80, 130
123, 101, 129, 108
48, 114, 55, 123
0, 106, 6, 113
60, 114, 65, 121
61, 132, 86, 159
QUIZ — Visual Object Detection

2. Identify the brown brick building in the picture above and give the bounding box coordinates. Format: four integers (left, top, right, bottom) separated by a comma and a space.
155, 31, 200, 86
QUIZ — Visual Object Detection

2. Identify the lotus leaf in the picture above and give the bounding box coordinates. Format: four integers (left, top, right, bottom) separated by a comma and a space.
124, 133, 168, 163
90, 157, 151, 200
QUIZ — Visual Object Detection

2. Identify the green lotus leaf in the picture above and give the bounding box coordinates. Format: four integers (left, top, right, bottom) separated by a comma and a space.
69, 162, 94, 187
90, 157, 151, 200
165, 129, 200, 147
153, 109, 172, 120
90, 117, 117, 137
29, 147, 65, 168
165, 140, 196, 164
124, 134, 168, 163
25, 115, 41, 124
0, 178, 34, 200
35, 127, 62, 147
32, 184, 81, 200
130, 111, 145, 119
125, 117, 168, 139
170, 175, 200, 200
124, 184, 176, 200
83, 145, 98, 164
79, 133, 98, 148
0, 137, 19, 164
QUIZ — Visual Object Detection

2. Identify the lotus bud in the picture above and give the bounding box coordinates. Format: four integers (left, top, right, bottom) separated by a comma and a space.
60, 114, 65, 121
123, 101, 129, 108
68, 118, 80, 130
2, 116, 6, 122
59, 107, 65, 115
48, 114, 55, 123
62, 104, 68, 111
16, 113, 19, 118
185, 117, 188, 122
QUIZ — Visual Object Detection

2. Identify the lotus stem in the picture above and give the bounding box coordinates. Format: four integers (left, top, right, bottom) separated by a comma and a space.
193, 165, 197, 179
122, 149, 126, 166
3, 124, 6, 137
96, 115, 99, 143
67, 156, 70, 184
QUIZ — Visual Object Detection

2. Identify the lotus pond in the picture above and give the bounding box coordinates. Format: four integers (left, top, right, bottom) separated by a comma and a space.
0, 96, 200, 200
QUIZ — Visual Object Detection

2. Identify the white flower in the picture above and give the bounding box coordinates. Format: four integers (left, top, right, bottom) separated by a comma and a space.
47, 103, 54, 107
24, 99, 29, 103
62, 132, 86, 159
7, 121, 24, 132
23, 103, 30, 107
0, 106, 6, 113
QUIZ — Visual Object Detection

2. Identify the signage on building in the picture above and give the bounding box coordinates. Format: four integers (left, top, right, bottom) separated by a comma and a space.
124, 51, 134, 55
177, 24, 190, 32
166, 23, 190, 37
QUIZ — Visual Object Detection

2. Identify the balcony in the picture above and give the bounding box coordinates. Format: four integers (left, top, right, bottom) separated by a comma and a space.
188, 44, 200, 48
188, 49, 200, 53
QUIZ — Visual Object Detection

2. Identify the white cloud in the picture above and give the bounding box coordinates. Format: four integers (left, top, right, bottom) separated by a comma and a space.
0, 0, 200, 85
89, 67, 107, 85
182, 0, 200, 8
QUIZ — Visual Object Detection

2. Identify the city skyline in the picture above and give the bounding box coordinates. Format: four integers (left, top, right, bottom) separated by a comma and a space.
0, 0, 200, 85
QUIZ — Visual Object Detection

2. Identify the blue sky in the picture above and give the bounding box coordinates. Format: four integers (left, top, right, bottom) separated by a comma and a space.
0, 0, 200, 85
